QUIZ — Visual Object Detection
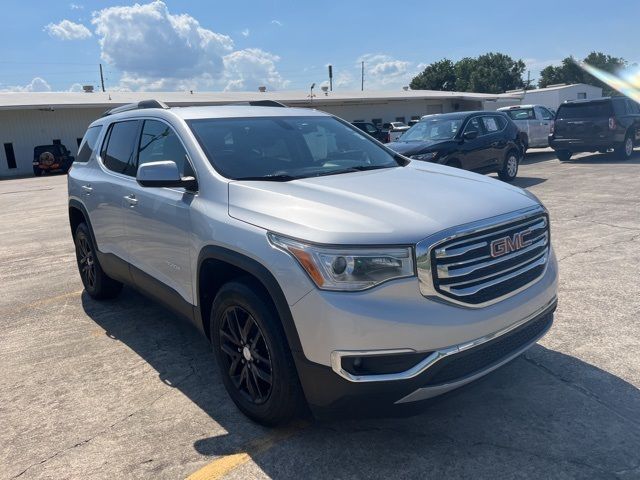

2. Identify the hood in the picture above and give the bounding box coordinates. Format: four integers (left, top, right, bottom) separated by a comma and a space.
387, 140, 446, 156
228, 163, 540, 245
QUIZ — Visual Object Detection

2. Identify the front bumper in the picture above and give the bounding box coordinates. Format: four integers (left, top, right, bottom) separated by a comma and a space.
294, 298, 556, 417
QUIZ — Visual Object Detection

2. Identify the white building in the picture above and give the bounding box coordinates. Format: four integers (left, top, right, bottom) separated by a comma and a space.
486, 83, 603, 111
0, 89, 504, 178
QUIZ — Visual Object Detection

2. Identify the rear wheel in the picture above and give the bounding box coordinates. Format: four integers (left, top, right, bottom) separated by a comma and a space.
557, 150, 572, 161
615, 134, 634, 160
210, 279, 305, 426
74, 223, 122, 299
498, 150, 519, 182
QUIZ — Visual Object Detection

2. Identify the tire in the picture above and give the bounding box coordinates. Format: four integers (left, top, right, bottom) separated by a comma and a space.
210, 279, 305, 426
74, 223, 123, 299
615, 134, 634, 160
498, 150, 519, 182
557, 150, 572, 161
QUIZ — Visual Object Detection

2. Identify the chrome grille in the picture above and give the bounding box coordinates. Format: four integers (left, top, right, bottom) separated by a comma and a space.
417, 207, 550, 307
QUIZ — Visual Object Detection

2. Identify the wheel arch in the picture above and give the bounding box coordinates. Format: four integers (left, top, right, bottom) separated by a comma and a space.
197, 246, 303, 354
68, 199, 96, 246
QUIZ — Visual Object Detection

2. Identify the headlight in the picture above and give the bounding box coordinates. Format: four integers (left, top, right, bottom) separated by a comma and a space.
410, 152, 438, 161
268, 233, 415, 291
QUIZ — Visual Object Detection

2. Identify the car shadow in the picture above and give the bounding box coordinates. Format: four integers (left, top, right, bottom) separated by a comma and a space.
81, 288, 640, 478
521, 149, 557, 165
565, 149, 640, 164
510, 176, 547, 189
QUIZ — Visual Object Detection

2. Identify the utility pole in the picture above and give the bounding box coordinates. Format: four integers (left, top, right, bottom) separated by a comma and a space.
526, 70, 531, 90
361, 61, 364, 91
99, 64, 105, 92
328, 64, 333, 91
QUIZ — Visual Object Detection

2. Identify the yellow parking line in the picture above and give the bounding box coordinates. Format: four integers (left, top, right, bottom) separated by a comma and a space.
186, 420, 309, 480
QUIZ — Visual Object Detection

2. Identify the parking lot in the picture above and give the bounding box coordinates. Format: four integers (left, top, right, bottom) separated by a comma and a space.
1, 149, 639, 479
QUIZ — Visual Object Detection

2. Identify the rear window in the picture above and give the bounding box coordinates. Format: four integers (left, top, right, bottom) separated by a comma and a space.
557, 102, 612, 119
76, 126, 102, 163
504, 108, 535, 120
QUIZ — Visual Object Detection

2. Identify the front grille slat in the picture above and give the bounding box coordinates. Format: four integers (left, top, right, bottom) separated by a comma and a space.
438, 233, 548, 279
428, 211, 550, 306
440, 252, 548, 296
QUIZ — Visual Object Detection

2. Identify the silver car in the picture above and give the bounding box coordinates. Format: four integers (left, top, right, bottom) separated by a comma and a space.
68, 101, 558, 425
499, 105, 556, 149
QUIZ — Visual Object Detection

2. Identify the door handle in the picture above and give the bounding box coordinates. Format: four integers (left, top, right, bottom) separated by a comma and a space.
81, 184, 93, 195
124, 194, 138, 206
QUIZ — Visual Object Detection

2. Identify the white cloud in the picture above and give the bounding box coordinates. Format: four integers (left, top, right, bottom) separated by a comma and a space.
68, 83, 84, 92
0, 77, 52, 92
241, 28, 250, 37
271, 19, 283, 27
91, 1, 286, 91
359, 53, 413, 88
222, 48, 288, 91
335, 71, 355, 88
44, 19, 92, 40
70, 3, 84, 9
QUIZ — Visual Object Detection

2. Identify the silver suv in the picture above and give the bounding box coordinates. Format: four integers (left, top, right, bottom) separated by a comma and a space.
68, 101, 558, 425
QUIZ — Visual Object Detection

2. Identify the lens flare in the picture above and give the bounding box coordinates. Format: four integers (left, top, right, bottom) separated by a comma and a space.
579, 61, 640, 103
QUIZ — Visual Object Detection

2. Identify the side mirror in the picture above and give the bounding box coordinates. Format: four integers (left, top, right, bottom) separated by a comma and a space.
463, 129, 479, 140
136, 161, 198, 191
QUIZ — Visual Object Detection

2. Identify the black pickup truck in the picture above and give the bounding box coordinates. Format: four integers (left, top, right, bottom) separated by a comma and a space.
549, 97, 640, 161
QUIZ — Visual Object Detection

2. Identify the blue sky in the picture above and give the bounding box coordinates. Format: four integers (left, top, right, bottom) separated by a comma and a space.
0, 0, 638, 92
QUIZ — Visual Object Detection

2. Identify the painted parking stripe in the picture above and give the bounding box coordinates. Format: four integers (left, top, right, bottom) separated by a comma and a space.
186, 420, 309, 480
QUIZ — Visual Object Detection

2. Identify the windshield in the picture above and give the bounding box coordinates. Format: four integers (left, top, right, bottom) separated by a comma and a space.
557, 102, 612, 119
399, 117, 464, 142
188, 116, 402, 180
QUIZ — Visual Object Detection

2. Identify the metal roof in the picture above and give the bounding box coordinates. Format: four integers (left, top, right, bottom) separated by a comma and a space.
0, 89, 506, 111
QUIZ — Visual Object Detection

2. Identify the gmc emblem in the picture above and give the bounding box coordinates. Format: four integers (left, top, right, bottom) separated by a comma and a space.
490, 229, 532, 258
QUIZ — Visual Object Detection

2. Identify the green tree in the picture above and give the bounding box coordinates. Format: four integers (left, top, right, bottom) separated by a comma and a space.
410, 59, 456, 91
538, 52, 626, 95
410, 52, 526, 93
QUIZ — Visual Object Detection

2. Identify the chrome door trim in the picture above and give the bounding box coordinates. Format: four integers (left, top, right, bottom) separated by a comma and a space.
416, 205, 548, 309
329, 296, 556, 383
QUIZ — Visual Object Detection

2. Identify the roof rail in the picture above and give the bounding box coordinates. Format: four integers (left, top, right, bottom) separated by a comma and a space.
101, 99, 169, 117
231, 100, 288, 108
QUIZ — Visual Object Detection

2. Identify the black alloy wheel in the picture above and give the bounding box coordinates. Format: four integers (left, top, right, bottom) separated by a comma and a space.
77, 234, 97, 290
219, 305, 273, 405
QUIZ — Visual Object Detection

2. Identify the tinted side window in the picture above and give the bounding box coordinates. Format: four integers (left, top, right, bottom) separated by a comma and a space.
101, 120, 140, 176
481, 116, 504, 133
464, 117, 483, 135
625, 99, 640, 115
76, 126, 102, 163
138, 120, 193, 176
505, 108, 535, 120
539, 108, 554, 120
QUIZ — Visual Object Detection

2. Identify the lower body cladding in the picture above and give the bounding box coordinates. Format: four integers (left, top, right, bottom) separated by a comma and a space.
289, 250, 558, 417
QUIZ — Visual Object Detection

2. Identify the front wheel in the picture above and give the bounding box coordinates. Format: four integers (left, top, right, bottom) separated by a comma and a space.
615, 134, 634, 160
557, 150, 572, 161
498, 150, 519, 182
210, 279, 305, 426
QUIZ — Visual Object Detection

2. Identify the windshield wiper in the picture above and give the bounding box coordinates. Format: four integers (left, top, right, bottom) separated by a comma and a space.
235, 174, 299, 182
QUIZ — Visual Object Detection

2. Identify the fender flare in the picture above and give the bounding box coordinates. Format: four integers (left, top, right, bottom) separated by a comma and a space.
197, 245, 304, 353
68, 199, 97, 247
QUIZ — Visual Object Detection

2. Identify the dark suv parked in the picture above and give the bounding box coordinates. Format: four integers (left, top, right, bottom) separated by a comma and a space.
351, 121, 387, 142
33, 143, 74, 176
387, 111, 524, 182
549, 97, 640, 161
